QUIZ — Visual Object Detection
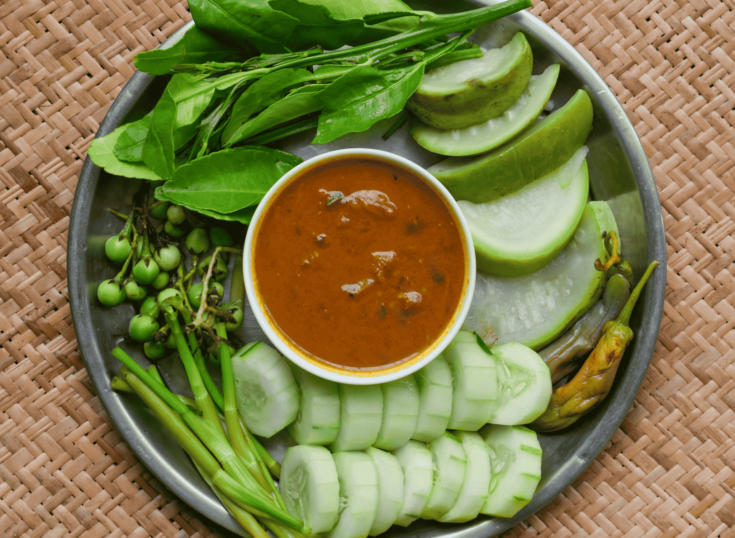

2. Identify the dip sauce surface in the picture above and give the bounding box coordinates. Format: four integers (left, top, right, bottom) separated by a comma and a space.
254, 158, 466, 370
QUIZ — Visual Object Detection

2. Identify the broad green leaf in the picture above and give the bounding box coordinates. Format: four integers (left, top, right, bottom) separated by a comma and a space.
313, 35, 463, 144
167, 73, 218, 128
222, 68, 314, 146
160, 147, 302, 214
88, 125, 161, 181
228, 84, 326, 145
156, 186, 256, 223
142, 91, 177, 179
269, 0, 415, 49
134, 26, 251, 75
114, 113, 151, 162
189, 0, 299, 53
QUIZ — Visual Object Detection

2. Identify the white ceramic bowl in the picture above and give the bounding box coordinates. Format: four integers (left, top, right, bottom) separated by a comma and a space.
243, 148, 476, 384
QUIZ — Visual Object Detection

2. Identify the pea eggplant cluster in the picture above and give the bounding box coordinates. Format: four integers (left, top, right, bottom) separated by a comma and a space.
97, 190, 244, 363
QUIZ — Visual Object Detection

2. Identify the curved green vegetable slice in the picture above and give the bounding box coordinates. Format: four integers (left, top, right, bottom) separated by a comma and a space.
409, 64, 559, 156
428, 89, 593, 204
463, 201, 619, 350
408, 32, 532, 130
459, 147, 589, 276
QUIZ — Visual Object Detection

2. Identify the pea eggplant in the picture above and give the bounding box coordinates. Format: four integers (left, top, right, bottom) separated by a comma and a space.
531, 262, 659, 432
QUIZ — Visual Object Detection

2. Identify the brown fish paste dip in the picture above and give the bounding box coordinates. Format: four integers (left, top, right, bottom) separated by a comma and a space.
253, 157, 467, 371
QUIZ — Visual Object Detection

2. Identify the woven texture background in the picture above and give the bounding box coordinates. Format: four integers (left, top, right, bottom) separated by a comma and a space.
0, 0, 734, 536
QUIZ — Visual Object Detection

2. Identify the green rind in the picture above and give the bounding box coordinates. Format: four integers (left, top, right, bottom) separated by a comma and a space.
428, 88, 594, 204
407, 33, 533, 130
410, 64, 560, 157
466, 158, 589, 277
463, 202, 619, 350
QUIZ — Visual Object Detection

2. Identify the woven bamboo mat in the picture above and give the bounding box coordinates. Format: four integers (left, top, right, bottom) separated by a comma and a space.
0, 0, 734, 536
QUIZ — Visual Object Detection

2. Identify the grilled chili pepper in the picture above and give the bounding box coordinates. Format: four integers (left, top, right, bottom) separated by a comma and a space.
540, 274, 631, 383
531, 261, 659, 432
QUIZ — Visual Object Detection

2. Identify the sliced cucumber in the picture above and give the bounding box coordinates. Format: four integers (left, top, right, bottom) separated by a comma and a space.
480, 425, 542, 518
232, 342, 299, 438
329, 385, 383, 452
438, 432, 491, 523
489, 342, 552, 425
421, 433, 467, 520
281, 445, 340, 535
459, 147, 589, 276
408, 33, 533, 130
392, 441, 434, 527
287, 364, 341, 446
463, 201, 619, 350
373, 377, 420, 451
410, 65, 560, 156
412, 355, 453, 443
366, 448, 404, 536
443, 333, 497, 431
428, 89, 593, 204
329, 451, 379, 538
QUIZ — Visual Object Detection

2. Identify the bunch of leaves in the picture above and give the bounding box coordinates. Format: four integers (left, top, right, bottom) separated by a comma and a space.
88, 0, 531, 222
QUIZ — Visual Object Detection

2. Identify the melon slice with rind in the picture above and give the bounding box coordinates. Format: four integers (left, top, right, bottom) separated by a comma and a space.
410, 64, 559, 156
463, 201, 619, 350
407, 32, 533, 130
428, 89, 593, 204
459, 147, 589, 276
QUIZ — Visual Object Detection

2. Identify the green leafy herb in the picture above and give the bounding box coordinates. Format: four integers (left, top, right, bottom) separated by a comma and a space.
114, 113, 152, 162
134, 26, 251, 75
269, 0, 366, 50
142, 91, 178, 179
189, 0, 299, 53
160, 147, 302, 214
313, 34, 465, 144
89, 124, 161, 180
245, 116, 319, 146
327, 191, 344, 206
222, 68, 315, 146
228, 85, 326, 146
156, 187, 257, 224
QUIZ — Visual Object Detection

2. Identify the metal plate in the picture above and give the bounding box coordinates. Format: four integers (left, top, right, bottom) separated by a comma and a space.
68, 1, 667, 536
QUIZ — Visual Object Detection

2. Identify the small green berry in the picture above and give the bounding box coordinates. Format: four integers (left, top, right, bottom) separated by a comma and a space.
167, 205, 186, 225
124, 279, 147, 302
157, 288, 183, 309
186, 228, 210, 255
140, 296, 160, 318
129, 314, 160, 342
154, 245, 181, 272
144, 340, 166, 360
198, 256, 228, 282
105, 235, 131, 264
221, 302, 244, 330
165, 220, 185, 238
151, 271, 170, 290
150, 202, 170, 220
188, 281, 225, 310
97, 280, 126, 307
133, 257, 160, 285
210, 227, 233, 247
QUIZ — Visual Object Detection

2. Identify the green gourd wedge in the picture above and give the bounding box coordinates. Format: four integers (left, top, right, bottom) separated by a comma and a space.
408, 32, 533, 130
428, 89, 593, 204
463, 201, 619, 350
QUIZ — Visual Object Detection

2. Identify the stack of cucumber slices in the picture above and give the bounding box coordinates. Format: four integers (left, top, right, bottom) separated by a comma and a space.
233, 31, 627, 538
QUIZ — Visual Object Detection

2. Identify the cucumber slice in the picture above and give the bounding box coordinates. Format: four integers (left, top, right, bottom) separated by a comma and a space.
281, 445, 340, 535
287, 364, 340, 446
329, 451, 379, 538
421, 433, 467, 520
428, 89, 593, 204
463, 201, 619, 350
410, 65, 560, 157
443, 334, 497, 431
489, 342, 552, 425
232, 342, 299, 438
459, 148, 589, 276
408, 33, 533, 130
373, 377, 420, 451
412, 355, 453, 443
366, 448, 404, 536
392, 441, 434, 527
329, 385, 383, 452
438, 432, 491, 523
480, 425, 542, 518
